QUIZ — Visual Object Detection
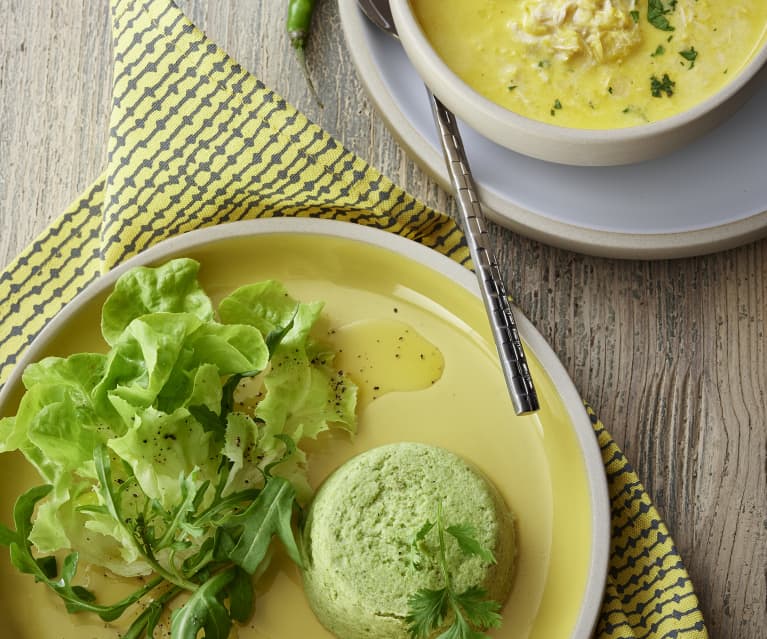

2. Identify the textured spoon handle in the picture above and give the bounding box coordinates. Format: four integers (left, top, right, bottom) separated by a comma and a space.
429, 93, 539, 415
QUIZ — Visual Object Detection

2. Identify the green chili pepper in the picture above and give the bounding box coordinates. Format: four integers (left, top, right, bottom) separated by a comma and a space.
287, 0, 323, 107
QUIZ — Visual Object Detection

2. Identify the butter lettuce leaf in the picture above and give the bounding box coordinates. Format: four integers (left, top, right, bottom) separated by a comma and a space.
0, 258, 359, 637
101, 258, 214, 346
107, 407, 216, 509
220, 281, 356, 441
218, 280, 301, 337
256, 348, 357, 441
94, 313, 268, 426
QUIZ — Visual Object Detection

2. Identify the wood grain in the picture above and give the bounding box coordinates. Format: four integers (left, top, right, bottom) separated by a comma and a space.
0, 1, 764, 638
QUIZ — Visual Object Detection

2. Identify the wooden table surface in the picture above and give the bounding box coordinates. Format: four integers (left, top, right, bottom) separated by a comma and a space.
0, 1, 764, 637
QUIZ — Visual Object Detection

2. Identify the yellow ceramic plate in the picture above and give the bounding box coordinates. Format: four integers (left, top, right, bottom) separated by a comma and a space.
0, 219, 609, 639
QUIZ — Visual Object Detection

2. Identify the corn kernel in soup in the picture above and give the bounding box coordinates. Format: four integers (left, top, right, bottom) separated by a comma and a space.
412, 0, 767, 129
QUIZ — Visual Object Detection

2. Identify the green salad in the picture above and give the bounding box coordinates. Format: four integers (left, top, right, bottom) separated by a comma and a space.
0, 258, 357, 638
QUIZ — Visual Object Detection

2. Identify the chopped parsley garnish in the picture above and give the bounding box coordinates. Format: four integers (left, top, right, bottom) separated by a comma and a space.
550, 99, 563, 116
648, 0, 675, 32
608, 86, 614, 94
508, 83, 518, 91
650, 73, 676, 97
630, 10, 640, 23
651, 45, 666, 57
679, 46, 698, 68
406, 503, 502, 639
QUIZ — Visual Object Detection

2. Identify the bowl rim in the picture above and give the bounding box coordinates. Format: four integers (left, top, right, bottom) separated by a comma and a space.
0, 218, 611, 639
391, 0, 767, 143
337, 0, 767, 258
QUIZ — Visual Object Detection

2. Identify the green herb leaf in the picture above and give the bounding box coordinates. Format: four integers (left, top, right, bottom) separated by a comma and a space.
227, 475, 303, 572
226, 567, 255, 622
122, 586, 182, 639
630, 10, 639, 23
411, 519, 435, 569
4, 484, 163, 623
679, 46, 698, 68
37, 554, 59, 579
437, 613, 487, 639
263, 433, 298, 478
170, 569, 236, 639
415, 520, 435, 543
445, 524, 496, 565
648, 0, 675, 32
264, 309, 297, 356
650, 73, 676, 97
651, 45, 666, 57
406, 505, 503, 639
0, 523, 16, 546
455, 585, 503, 630
406, 588, 449, 638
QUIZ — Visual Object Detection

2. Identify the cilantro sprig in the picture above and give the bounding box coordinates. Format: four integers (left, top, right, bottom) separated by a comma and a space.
406, 503, 502, 639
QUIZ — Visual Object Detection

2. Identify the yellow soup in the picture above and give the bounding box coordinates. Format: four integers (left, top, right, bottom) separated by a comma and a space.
412, 0, 767, 129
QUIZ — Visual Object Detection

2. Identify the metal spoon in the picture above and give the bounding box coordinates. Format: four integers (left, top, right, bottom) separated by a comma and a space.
357, 0, 539, 415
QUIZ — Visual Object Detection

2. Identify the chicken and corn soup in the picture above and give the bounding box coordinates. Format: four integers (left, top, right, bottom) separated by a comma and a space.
412, 0, 767, 129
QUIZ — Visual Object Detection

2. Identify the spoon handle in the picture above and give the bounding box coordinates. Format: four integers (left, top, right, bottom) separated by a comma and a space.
429, 93, 539, 415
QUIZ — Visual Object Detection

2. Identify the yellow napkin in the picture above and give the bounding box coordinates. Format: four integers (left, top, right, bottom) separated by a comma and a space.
0, 0, 708, 637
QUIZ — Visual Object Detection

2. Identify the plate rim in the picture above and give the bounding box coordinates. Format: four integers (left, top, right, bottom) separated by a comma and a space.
337, 0, 767, 259
0, 218, 610, 639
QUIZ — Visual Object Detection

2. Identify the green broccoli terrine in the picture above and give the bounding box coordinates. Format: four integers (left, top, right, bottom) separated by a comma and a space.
301, 442, 516, 638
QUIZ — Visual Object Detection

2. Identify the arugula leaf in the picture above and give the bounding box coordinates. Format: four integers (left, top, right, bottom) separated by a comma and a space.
226, 566, 255, 622
170, 568, 236, 639
36, 553, 59, 579
122, 586, 181, 639
227, 475, 303, 572
263, 432, 298, 478
0, 524, 16, 546
2, 485, 163, 622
